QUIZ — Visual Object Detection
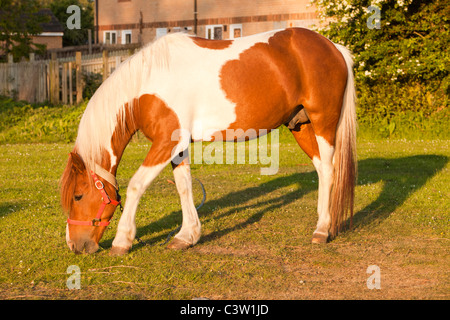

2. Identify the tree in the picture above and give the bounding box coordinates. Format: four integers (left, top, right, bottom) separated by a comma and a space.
47, 0, 94, 47
312, 0, 449, 138
0, 0, 47, 62
313, 0, 449, 87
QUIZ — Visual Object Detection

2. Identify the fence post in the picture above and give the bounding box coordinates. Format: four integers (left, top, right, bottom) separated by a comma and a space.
102, 50, 109, 82
6, 54, 13, 96
62, 63, 68, 105
76, 51, 82, 104
88, 29, 92, 55
39, 62, 46, 103
46, 63, 50, 102
49, 52, 59, 105
48, 55, 54, 103
69, 62, 73, 105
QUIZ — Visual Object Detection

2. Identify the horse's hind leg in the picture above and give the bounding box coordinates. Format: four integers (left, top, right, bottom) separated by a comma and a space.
312, 134, 335, 243
289, 123, 319, 162
289, 123, 333, 244
167, 151, 201, 250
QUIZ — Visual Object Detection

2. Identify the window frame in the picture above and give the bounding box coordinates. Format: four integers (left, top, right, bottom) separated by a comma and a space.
205, 25, 223, 40
122, 30, 132, 44
229, 24, 243, 39
104, 31, 118, 45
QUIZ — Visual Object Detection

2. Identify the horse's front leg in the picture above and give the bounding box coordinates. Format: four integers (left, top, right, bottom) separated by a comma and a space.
167, 154, 201, 249
110, 161, 168, 255
111, 143, 171, 255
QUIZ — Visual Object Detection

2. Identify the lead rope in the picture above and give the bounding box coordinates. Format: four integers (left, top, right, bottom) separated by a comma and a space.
135, 177, 206, 247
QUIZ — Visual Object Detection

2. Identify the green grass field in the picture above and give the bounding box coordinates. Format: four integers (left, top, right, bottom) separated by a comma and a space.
0, 132, 448, 299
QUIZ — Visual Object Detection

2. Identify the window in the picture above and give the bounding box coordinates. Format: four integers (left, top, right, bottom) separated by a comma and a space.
230, 24, 243, 39
206, 25, 223, 40
104, 31, 117, 44
122, 30, 132, 44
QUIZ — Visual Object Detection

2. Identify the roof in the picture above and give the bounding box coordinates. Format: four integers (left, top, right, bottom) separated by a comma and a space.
37, 9, 64, 33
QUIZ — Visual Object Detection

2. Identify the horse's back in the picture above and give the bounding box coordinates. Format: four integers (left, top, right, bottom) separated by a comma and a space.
140, 28, 347, 141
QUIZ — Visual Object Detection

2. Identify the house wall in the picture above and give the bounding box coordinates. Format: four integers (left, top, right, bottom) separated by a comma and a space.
32, 35, 63, 50
96, 0, 317, 45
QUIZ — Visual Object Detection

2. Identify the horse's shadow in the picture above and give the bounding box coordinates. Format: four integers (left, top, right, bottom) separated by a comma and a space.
351, 154, 448, 229
124, 170, 318, 249
101, 155, 448, 250
0, 201, 28, 219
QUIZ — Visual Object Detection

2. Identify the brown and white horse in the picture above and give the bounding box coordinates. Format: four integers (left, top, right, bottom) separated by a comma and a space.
60, 28, 356, 255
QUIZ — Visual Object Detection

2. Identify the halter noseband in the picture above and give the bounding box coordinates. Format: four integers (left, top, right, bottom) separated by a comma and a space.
67, 169, 122, 227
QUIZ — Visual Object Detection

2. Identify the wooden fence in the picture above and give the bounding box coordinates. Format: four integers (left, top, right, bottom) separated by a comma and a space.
0, 49, 135, 105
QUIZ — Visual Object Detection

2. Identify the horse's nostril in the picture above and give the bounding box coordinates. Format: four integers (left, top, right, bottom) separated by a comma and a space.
67, 239, 85, 254
72, 243, 84, 254
67, 240, 76, 252
85, 241, 99, 254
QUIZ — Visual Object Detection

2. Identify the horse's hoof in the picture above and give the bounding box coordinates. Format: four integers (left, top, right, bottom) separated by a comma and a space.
311, 232, 328, 244
110, 246, 130, 256
167, 238, 192, 250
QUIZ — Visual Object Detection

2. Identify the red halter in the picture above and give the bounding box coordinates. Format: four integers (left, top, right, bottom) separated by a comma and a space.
67, 171, 122, 227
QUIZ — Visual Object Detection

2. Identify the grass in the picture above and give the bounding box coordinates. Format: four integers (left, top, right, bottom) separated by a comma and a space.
0, 97, 84, 144
0, 131, 449, 299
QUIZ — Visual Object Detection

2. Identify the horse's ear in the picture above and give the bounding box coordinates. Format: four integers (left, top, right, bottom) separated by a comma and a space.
69, 152, 86, 174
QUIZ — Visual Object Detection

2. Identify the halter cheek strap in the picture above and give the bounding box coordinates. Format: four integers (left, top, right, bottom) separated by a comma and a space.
94, 164, 119, 190
67, 170, 122, 227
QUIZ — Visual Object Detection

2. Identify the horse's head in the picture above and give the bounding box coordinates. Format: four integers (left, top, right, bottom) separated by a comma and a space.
60, 152, 121, 254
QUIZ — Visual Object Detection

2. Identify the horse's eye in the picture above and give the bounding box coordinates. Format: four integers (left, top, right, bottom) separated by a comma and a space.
74, 195, 83, 201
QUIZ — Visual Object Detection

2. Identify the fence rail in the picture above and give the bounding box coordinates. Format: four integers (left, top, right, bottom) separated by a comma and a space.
0, 49, 135, 104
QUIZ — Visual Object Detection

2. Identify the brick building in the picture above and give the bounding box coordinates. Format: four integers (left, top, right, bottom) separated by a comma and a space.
0, 8, 63, 59
95, 0, 318, 45
32, 9, 64, 50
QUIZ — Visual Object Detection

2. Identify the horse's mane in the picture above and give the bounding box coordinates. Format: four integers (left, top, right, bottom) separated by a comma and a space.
74, 32, 191, 171
60, 156, 76, 214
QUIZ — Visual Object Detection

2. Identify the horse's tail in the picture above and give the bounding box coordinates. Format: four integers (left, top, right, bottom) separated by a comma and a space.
330, 44, 357, 238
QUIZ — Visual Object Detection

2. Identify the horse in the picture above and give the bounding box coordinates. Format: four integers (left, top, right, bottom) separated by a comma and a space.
60, 27, 357, 255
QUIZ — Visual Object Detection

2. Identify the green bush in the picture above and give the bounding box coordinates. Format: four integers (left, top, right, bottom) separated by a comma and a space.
82, 71, 103, 100
313, 0, 449, 139
0, 96, 85, 144
356, 81, 449, 139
